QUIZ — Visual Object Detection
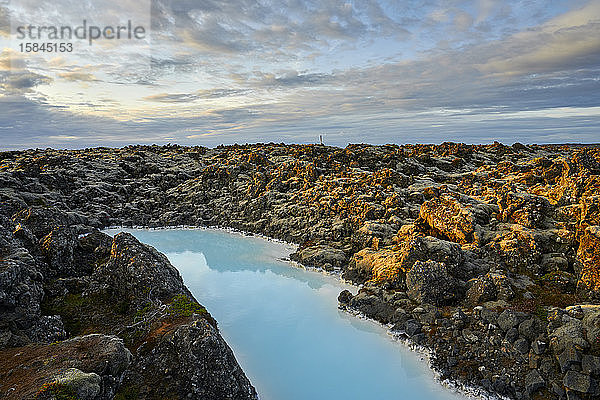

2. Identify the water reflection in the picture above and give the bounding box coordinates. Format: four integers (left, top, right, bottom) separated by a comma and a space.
106, 228, 331, 290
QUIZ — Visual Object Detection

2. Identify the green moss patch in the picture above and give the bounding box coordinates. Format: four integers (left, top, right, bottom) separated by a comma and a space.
34, 381, 79, 400
40, 293, 92, 335
167, 295, 207, 317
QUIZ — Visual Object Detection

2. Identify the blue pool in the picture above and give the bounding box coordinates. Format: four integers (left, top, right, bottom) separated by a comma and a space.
106, 228, 471, 400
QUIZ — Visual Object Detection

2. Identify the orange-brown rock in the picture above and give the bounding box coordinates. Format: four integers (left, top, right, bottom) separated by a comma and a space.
346, 233, 465, 285
351, 247, 407, 284
579, 196, 600, 237
487, 226, 542, 275
577, 226, 600, 299
497, 192, 549, 229
418, 194, 477, 244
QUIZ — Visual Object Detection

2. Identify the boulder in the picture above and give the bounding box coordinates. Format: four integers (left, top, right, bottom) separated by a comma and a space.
505, 327, 519, 343
0, 218, 54, 348
354, 221, 397, 248
519, 318, 547, 342
582, 355, 600, 377
406, 260, 460, 305
347, 248, 407, 285
348, 291, 396, 323
487, 226, 548, 275
0, 334, 131, 400
347, 232, 466, 285
466, 271, 515, 304
497, 310, 527, 332
128, 316, 258, 400
579, 196, 600, 236
11, 206, 72, 239
558, 346, 582, 373
563, 371, 595, 394
513, 337, 529, 354
290, 245, 347, 271
404, 319, 422, 337
0, 248, 46, 347
54, 368, 101, 400
38, 226, 82, 277
550, 319, 588, 354
418, 194, 478, 244
525, 369, 545, 396
91, 232, 189, 308
582, 310, 600, 352
479, 307, 498, 324
498, 192, 550, 229
466, 275, 497, 304
338, 289, 353, 305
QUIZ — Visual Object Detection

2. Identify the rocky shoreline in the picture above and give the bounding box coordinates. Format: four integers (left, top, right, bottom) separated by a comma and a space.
1, 142, 599, 399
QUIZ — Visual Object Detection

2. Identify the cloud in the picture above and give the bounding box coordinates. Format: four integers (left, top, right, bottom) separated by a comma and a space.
0, 49, 27, 72
179, 20, 253, 54
142, 93, 198, 103
475, 0, 499, 25
143, 88, 250, 103
0, 9, 10, 37
0, 72, 52, 93
1, 92, 599, 152
153, 0, 406, 59
0, 3, 9, 37
453, 10, 474, 31
0, 95, 172, 149
249, 71, 334, 88
47, 57, 68, 68
58, 71, 99, 82
477, 2, 600, 76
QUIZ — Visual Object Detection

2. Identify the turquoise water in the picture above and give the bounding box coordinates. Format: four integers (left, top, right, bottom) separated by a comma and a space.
106, 228, 470, 400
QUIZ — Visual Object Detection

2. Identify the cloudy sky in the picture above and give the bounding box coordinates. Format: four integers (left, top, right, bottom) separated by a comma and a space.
0, 0, 599, 149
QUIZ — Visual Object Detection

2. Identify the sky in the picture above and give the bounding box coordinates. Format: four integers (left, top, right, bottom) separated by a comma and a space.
0, 0, 599, 150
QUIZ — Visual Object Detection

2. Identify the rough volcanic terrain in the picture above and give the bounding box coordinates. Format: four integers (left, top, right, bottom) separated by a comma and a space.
1, 142, 599, 399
